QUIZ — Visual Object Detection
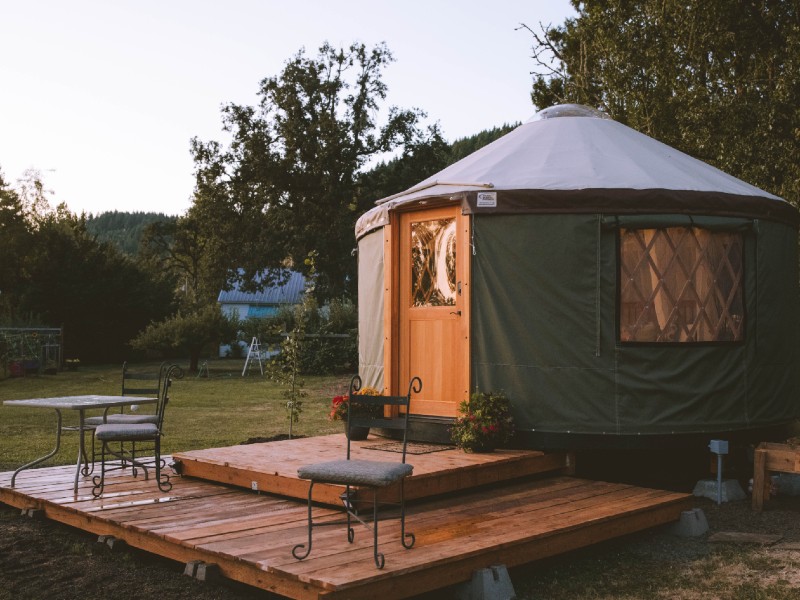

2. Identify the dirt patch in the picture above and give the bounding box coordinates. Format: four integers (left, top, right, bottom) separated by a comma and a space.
0, 503, 273, 600
509, 494, 800, 600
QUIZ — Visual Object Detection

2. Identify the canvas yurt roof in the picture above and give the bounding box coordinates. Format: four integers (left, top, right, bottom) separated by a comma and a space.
356, 104, 796, 238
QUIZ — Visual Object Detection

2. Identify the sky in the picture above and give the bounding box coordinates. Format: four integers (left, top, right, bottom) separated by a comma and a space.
0, 1, 574, 216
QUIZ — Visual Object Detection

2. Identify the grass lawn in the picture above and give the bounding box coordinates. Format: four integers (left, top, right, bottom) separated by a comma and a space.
0, 359, 349, 471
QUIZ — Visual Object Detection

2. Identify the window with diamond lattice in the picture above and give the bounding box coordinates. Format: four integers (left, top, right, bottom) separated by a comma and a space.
619, 227, 744, 343
411, 218, 456, 307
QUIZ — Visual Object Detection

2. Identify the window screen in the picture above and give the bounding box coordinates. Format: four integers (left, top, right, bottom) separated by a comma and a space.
619, 227, 744, 343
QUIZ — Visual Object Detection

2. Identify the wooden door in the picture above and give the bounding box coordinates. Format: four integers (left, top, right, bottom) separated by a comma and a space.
397, 205, 469, 417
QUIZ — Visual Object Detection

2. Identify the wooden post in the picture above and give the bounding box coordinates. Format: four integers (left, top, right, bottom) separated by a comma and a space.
752, 446, 767, 512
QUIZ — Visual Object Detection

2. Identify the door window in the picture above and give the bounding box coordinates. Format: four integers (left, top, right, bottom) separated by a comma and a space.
411, 218, 457, 307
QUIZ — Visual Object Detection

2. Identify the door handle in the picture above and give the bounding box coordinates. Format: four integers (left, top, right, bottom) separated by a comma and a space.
450, 310, 462, 316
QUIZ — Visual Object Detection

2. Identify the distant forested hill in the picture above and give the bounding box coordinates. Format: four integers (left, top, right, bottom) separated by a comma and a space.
358, 123, 520, 204
86, 211, 175, 256
448, 123, 518, 162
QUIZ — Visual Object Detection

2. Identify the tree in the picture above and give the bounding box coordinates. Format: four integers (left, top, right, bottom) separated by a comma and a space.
133, 213, 239, 371
190, 42, 427, 300
139, 214, 226, 308
355, 123, 449, 206
130, 304, 238, 373
19, 207, 176, 362
523, 0, 800, 205
0, 171, 32, 323
15, 168, 54, 227
265, 255, 318, 438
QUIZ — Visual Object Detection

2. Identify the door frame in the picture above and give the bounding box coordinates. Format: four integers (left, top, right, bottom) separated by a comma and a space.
382, 203, 471, 417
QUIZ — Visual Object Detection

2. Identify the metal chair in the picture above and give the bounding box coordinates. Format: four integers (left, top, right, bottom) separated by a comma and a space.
87, 361, 168, 427
91, 364, 182, 497
82, 362, 169, 475
292, 374, 421, 568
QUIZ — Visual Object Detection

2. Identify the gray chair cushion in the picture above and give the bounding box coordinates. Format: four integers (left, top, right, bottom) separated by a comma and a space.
85, 414, 158, 426
95, 423, 158, 442
297, 459, 413, 487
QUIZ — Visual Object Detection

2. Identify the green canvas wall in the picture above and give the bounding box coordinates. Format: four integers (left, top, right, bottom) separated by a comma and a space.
471, 214, 800, 438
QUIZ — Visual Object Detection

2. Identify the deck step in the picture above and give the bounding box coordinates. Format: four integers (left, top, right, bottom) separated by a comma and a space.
172, 433, 573, 505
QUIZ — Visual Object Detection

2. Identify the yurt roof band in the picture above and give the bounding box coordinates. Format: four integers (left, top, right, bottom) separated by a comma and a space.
460, 188, 800, 226
356, 187, 798, 239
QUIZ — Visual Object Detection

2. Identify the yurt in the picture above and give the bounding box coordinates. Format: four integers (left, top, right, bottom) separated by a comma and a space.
356, 104, 800, 448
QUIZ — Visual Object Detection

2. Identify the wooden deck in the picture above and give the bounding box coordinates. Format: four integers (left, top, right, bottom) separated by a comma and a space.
1, 437, 693, 599
172, 434, 574, 504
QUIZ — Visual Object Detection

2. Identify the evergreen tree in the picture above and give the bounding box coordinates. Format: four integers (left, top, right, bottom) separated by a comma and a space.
86, 211, 174, 256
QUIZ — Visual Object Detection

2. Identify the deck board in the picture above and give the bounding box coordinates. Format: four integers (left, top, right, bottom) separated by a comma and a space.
1, 438, 692, 599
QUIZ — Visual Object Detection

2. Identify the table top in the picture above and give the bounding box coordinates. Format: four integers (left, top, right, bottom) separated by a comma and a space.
3, 395, 157, 410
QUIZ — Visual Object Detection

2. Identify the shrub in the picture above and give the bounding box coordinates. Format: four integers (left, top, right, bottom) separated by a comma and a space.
450, 390, 515, 452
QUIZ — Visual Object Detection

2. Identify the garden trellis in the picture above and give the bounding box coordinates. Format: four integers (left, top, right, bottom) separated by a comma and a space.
1, 327, 62, 376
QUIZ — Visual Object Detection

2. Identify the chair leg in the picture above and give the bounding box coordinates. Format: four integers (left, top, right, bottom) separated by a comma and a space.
292, 482, 314, 560
91, 437, 169, 497
155, 436, 172, 492
130, 441, 136, 476
346, 484, 355, 543
373, 490, 385, 569
91, 442, 107, 497
400, 478, 415, 549
81, 430, 95, 476
291, 480, 413, 568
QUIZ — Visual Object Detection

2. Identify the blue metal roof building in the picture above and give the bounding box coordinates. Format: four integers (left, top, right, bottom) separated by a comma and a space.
218, 270, 306, 320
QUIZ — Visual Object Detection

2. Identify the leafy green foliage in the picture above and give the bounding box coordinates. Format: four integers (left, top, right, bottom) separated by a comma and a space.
238, 297, 357, 376
130, 304, 238, 372
450, 390, 515, 452
139, 214, 227, 308
356, 123, 450, 203
190, 42, 429, 301
299, 297, 358, 375
524, 0, 800, 204
265, 254, 320, 436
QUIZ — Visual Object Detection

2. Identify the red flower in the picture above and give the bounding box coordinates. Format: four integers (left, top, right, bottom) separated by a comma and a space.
329, 395, 348, 420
